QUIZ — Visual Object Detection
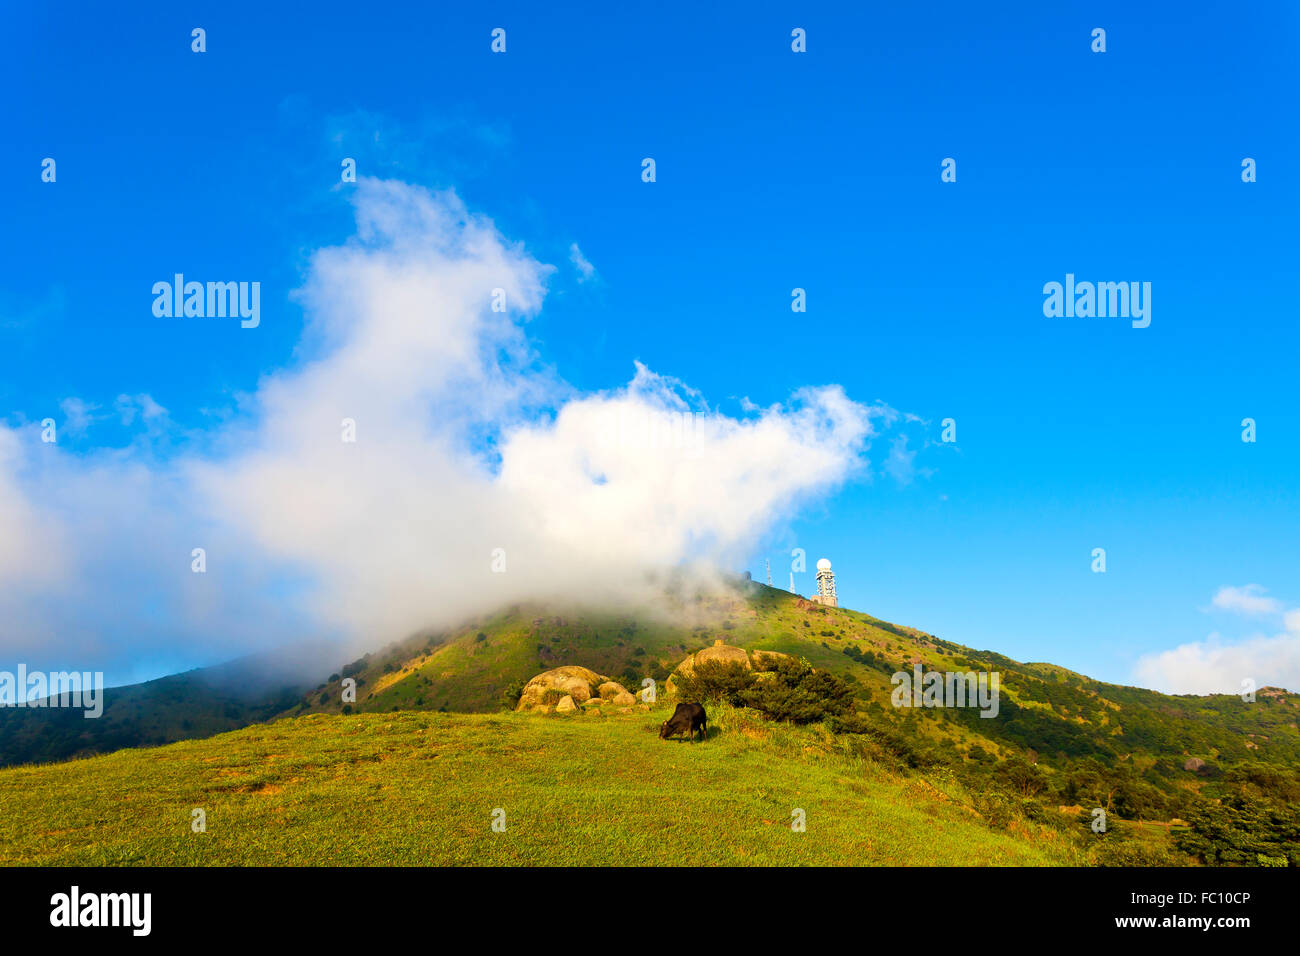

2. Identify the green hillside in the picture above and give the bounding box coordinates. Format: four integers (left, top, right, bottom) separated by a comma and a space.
276, 580, 1300, 866
3, 579, 1297, 866
294, 581, 1300, 788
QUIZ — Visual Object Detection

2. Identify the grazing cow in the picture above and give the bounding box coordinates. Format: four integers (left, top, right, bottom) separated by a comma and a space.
659, 702, 708, 742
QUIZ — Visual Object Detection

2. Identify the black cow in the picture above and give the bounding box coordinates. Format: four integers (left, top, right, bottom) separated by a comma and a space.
659, 702, 708, 742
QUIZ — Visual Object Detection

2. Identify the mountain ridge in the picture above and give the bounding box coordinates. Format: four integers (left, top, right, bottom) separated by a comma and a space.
5, 580, 1297, 817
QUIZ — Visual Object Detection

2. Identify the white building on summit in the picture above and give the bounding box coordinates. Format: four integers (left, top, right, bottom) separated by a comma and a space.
809, 558, 838, 607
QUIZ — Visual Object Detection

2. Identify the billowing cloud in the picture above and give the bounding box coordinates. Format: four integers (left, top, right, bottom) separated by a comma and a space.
0, 179, 887, 681
1132, 632, 1300, 696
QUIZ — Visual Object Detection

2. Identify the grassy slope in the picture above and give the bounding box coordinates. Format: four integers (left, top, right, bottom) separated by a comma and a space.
0, 706, 1079, 866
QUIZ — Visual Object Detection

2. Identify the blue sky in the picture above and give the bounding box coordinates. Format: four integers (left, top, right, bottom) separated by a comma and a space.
4, 2, 1298, 691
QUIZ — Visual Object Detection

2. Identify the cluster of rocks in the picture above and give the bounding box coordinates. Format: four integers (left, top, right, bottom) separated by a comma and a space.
516, 641, 794, 715
515, 665, 640, 715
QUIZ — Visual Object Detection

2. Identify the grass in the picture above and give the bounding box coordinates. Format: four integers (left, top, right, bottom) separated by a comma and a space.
0, 705, 1081, 866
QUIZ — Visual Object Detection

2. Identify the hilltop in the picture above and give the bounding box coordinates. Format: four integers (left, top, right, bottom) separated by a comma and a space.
294, 581, 1300, 787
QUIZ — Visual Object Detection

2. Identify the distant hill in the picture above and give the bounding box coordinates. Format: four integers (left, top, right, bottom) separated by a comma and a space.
0, 644, 333, 768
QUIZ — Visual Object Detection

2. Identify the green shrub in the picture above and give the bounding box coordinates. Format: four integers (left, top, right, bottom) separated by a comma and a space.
499, 679, 527, 711
825, 711, 874, 735
972, 790, 1015, 829
1174, 794, 1300, 866
742, 656, 855, 724
672, 660, 756, 707
676, 656, 858, 726
1090, 837, 1186, 867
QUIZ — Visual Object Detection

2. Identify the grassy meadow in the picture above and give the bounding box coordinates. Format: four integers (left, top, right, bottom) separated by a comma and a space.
0, 704, 1083, 867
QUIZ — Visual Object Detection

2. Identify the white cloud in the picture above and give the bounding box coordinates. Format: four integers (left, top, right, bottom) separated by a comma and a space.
1133, 631, 1300, 695
1134, 587, 1300, 694
884, 434, 916, 485
568, 242, 596, 283
1210, 584, 1282, 616
58, 397, 100, 436
0, 428, 66, 589
0, 179, 887, 680
114, 393, 168, 427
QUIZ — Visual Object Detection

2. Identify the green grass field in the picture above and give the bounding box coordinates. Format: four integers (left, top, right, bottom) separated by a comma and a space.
0, 705, 1082, 866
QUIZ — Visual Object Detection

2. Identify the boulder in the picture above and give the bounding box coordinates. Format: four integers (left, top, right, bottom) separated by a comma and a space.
1183, 757, 1205, 772
516, 665, 607, 712
666, 639, 751, 696
611, 690, 637, 707
555, 695, 579, 714
693, 639, 752, 670
598, 680, 631, 700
